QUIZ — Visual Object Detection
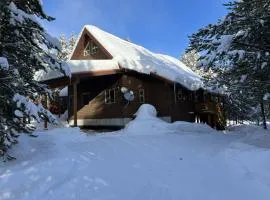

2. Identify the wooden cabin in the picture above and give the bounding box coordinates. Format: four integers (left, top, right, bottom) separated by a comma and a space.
41, 25, 225, 129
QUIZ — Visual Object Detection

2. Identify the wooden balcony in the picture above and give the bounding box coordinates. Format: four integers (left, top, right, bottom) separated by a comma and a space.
195, 102, 218, 114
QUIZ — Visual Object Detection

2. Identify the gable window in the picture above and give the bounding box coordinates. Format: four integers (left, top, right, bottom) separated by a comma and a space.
139, 89, 145, 103
105, 88, 116, 104
84, 40, 99, 56
84, 42, 91, 56
91, 42, 99, 55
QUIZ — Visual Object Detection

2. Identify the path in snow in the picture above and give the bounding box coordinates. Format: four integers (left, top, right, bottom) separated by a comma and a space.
0, 126, 270, 200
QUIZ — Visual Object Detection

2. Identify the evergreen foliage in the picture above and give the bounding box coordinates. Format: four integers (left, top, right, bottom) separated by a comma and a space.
187, 0, 270, 129
0, 0, 70, 160
57, 33, 77, 61
180, 50, 215, 80
180, 50, 200, 72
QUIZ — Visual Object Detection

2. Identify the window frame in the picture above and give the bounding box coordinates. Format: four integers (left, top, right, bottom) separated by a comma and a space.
91, 42, 99, 55
105, 88, 116, 104
83, 42, 91, 56
83, 40, 99, 56
139, 89, 145, 103
177, 90, 184, 101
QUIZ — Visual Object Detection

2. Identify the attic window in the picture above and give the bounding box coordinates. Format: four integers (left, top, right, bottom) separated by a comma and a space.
84, 40, 99, 56
92, 42, 99, 54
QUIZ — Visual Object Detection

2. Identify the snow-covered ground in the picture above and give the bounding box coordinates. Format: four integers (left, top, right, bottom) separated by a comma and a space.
1, 106, 270, 200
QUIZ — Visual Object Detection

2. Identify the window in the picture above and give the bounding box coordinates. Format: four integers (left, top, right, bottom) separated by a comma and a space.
84, 42, 91, 56
91, 42, 99, 54
177, 90, 186, 101
139, 89, 145, 103
105, 89, 116, 104
84, 40, 99, 56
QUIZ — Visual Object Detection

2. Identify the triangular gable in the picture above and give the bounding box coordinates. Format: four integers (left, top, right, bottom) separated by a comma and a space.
70, 28, 113, 60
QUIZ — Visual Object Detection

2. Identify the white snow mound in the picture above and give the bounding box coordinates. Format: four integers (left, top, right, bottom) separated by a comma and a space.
124, 104, 168, 135
134, 104, 157, 120
170, 121, 215, 133
124, 104, 214, 135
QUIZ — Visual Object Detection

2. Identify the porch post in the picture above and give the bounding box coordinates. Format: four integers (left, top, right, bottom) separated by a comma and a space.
208, 114, 211, 127
73, 80, 78, 127
44, 94, 48, 130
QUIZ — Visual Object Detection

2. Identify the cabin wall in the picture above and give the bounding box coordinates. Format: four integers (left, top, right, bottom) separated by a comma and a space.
68, 73, 224, 128
171, 100, 196, 122
68, 73, 176, 125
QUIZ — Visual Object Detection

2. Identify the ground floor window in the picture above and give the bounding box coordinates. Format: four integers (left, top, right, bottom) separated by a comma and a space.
105, 88, 116, 104
177, 89, 193, 101
177, 90, 186, 101
139, 89, 145, 103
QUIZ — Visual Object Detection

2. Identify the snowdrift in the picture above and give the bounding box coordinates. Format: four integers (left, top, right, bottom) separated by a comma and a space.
123, 104, 169, 135
123, 104, 214, 135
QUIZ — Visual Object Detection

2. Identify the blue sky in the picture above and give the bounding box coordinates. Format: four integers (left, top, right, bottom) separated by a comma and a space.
43, 0, 228, 58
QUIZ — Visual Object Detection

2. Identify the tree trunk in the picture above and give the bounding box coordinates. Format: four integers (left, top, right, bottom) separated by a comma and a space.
261, 101, 267, 129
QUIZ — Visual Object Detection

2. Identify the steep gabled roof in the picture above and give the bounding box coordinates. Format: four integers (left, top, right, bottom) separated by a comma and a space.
69, 25, 203, 91
38, 25, 204, 91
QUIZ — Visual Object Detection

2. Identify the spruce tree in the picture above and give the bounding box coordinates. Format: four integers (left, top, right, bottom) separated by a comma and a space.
58, 33, 77, 61
0, 0, 70, 160
188, 0, 270, 129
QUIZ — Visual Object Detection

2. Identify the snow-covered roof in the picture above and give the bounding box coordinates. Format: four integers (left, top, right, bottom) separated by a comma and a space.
38, 25, 204, 91
67, 25, 203, 90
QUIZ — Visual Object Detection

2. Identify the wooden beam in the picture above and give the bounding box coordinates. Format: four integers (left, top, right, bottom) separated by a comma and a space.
73, 81, 78, 127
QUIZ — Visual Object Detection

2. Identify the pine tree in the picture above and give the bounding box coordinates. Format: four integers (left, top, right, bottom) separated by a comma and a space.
180, 50, 200, 72
0, 0, 70, 160
187, 0, 270, 129
180, 50, 215, 80
57, 33, 77, 61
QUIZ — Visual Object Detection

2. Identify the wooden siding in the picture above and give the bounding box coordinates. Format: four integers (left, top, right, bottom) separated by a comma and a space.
67, 72, 214, 125
68, 73, 178, 120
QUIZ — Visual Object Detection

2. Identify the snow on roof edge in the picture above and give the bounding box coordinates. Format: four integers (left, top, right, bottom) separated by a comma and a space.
83, 25, 204, 91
